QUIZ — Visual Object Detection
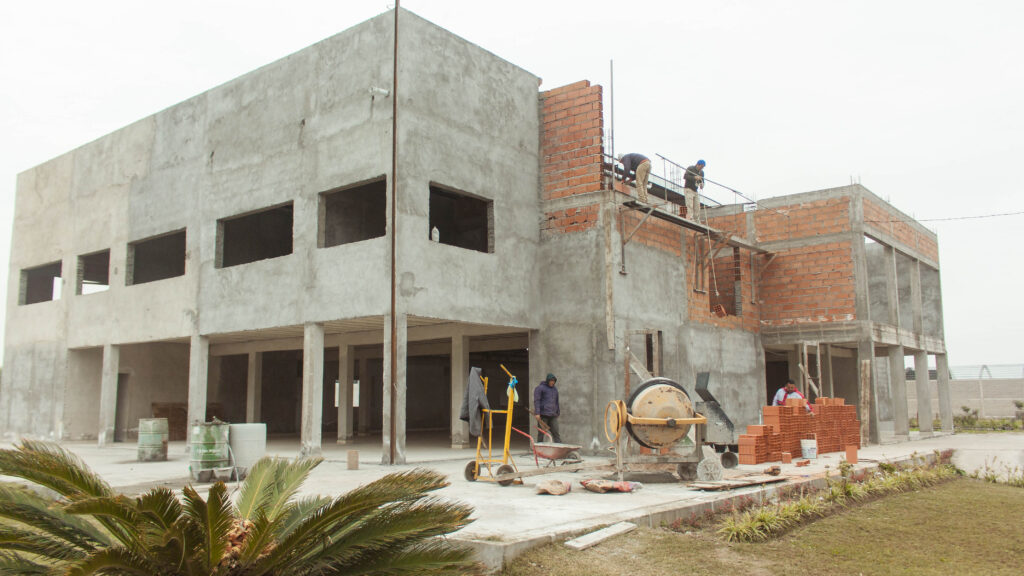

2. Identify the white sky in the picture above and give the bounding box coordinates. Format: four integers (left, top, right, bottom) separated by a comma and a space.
1, 1, 1022, 366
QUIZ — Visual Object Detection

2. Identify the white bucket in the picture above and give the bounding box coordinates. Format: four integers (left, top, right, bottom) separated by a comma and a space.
800, 438, 818, 459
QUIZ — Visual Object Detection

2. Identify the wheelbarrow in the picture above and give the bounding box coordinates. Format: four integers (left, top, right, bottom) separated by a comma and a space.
510, 425, 582, 468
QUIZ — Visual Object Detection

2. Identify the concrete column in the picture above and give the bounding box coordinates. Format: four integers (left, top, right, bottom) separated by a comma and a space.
910, 259, 923, 333
857, 339, 875, 444
888, 345, 909, 439
187, 334, 210, 429
300, 323, 325, 456
381, 313, 407, 464
337, 344, 354, 444
885, 246, 899, 326
246, 351, 263, 423
935, 353, 954, 432
97, 344, 120, 447
450, 334, 470, 448
914, 351, 933, 436
357, 357, 369, 435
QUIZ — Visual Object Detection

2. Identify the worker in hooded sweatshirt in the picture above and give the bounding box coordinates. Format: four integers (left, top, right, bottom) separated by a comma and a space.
534, 373, 562, 443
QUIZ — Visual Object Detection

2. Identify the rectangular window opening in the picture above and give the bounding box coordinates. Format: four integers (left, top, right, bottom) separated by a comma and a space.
217, 203, 293, 268
19, 261, 62, 305
429, 184, 493, 253
710, 247, 741, 316
319, 177, 386, 248
128, 230, 186, 286
77, 250, 110, 295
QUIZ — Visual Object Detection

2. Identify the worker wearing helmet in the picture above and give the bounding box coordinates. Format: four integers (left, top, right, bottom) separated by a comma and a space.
683, 159, 706, 221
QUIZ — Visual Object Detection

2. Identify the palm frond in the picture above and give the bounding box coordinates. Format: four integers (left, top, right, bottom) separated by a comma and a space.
63, 496, 143, 552
0, 525, 88, 562
0, 551, 55, 575
247, 469, 467, 574
235, 457, 322, 523
301, 497, 473, 571
275, 495, 332, 539
133, 488, 192, 569
64, 546, 164, 576
0, 484, 109, 551
330, 540, 478, 576
182, 482, 235, 572
0, 441, 111, 500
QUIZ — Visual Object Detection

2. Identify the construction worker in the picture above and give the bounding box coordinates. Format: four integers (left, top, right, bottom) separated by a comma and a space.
773, 378, 814, 413
618, 153, 651, 203
683, 159, 705, 221
534, 373, 562, 443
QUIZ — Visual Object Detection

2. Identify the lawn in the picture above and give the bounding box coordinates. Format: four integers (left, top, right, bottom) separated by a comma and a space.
503, 478, 1024, 576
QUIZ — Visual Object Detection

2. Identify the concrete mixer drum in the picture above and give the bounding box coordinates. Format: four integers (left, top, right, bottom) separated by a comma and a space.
625, 377, 696, 449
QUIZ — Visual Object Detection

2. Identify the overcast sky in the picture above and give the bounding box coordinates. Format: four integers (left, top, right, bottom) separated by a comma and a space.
1, 1, 1022, 367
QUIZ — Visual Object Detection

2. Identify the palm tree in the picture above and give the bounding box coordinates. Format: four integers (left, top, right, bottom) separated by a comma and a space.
0, 440, 477, 575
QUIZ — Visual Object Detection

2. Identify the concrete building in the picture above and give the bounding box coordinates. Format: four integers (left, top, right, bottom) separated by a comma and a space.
1, 8, 952, 462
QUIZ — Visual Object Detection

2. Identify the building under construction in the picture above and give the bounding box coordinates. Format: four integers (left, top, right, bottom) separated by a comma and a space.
1, 8, 952, 461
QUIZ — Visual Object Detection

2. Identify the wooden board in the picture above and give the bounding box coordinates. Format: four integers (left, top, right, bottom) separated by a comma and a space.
565, 522, 637, 551
687, 474, 787, 491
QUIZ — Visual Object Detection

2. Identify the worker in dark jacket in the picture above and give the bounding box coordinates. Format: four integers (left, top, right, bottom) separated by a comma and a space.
534, 373, 561, 443
618, 153, 651, 203
683, 159, 705, 221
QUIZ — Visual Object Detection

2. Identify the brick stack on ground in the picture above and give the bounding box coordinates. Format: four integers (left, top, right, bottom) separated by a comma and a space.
738, 397, 861, 465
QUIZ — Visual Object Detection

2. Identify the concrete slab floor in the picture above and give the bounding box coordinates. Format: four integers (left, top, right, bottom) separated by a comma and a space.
3, 432, 1022, 572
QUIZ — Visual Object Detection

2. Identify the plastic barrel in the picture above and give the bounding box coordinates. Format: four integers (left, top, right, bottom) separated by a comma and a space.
189, 422, 230, 481
228, 423, 266, 480
137, 418, 168, 462
800, 438, 818, 459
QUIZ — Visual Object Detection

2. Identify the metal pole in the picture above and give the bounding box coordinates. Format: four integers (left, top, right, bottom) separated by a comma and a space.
389, 0, 400, 464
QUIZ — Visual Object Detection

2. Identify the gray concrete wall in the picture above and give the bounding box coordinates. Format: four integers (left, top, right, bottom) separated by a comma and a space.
65, 348, 103, 439
397, 10, 540, 329
908, 378, 1024, 419
2, 9, 543, 439
115, 343, 190, 439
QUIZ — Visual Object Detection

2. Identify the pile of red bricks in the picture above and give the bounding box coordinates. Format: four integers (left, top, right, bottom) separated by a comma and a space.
812, 397, 861, 453
737, 397, 861, 465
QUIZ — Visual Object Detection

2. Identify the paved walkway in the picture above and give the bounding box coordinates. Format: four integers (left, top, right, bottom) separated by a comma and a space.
6, 432, 1023, 572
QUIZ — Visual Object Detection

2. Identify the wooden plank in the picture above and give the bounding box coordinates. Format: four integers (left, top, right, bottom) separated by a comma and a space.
565, 522, 637, 551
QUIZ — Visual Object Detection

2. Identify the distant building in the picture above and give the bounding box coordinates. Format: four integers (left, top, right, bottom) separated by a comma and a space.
1, 8, 952, 460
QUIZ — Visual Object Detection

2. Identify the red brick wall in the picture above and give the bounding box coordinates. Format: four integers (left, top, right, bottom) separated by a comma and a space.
755, 197, 851, 243
541, 205, 599, 237
540, 80, 603, 201
758, 242, 857, 326
863, 197, 939, 261
619, 211, 681, 256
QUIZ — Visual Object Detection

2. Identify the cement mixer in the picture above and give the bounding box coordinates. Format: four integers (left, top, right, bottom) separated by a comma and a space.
605, 376, 734, 481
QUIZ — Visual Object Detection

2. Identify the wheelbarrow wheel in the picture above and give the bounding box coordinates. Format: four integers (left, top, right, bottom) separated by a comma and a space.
464, 460, 478, 482
496, 464, 516, 487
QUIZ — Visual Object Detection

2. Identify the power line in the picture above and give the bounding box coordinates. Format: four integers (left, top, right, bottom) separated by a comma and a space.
865, 210, 1024, 223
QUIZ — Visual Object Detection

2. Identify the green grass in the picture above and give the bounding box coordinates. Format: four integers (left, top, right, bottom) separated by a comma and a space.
503, 478, 1024, 576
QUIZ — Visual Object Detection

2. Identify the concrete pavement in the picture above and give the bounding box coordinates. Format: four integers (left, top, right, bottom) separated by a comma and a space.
4, 432, 1022, 572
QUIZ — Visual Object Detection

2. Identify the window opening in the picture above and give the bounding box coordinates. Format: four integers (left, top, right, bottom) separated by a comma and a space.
319, 178, 386, 248
77, 250, 110, 294
127, 230, 186, 285
428, 184, 493, 253
19, 261, 62, 305
217, 203, 293, 268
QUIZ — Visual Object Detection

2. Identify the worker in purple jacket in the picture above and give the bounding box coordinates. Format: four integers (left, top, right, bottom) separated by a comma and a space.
534, 373, 562, 443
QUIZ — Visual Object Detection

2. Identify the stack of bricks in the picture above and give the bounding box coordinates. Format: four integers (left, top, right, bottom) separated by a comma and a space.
737, 398, 862, 466
737, 424, 771, 465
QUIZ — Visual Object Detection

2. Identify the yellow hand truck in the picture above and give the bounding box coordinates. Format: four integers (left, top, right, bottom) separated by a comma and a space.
463, 364, 521, 486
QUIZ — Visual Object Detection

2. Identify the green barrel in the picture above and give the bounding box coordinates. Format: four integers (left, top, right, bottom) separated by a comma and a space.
189, 422, 230, 476
137, 418, 168, 462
